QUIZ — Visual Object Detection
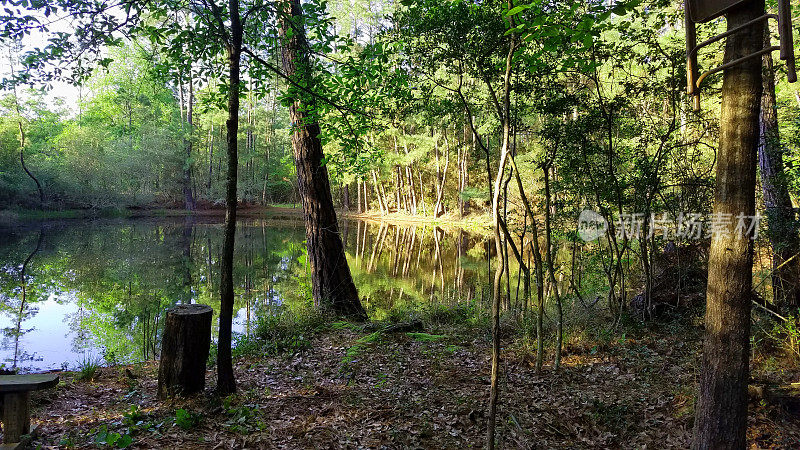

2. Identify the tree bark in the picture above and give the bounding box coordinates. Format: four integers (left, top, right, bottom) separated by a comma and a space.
543, 163, 563, 370
759, 32, 800, 310
279, 0, 366, 319
216, 0, 242, 395
692, 2, 763, 448
183, 74, 196, 211
487, 23, 516, 450
8, 49, 44, 205
158, 304, 212, 399
357, 180, 363, 213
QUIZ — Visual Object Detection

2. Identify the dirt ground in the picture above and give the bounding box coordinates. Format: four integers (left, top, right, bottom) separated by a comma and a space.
23, 319, 800, 449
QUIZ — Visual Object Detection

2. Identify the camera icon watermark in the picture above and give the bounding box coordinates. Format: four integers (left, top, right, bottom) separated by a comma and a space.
577, 209, 608, 242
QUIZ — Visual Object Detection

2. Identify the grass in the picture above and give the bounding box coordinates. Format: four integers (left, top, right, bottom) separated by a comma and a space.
376, 301, 486, 331
406, 332, 447, 342
76, 355, 102, 382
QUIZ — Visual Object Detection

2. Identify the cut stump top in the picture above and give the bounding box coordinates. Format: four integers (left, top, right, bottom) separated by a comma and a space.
166, 304, 213, 316
0, 374, 59, 393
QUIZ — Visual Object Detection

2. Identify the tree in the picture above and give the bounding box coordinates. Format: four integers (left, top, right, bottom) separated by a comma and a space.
6, 43, 44, 204
692, 1, 764, 447
758, 32, 799, 310
278, 0, 366, 319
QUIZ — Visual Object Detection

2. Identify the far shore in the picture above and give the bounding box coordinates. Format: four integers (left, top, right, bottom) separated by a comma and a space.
0, 204, 492, 232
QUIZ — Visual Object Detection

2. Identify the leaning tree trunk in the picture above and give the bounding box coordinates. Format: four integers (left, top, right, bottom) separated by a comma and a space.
158, 304, 212, 399
279, 0, 366, 319
692, 1, 763, 448
8, 49, 44, 205
759, 33, 800, 310
216, 0, 242, 395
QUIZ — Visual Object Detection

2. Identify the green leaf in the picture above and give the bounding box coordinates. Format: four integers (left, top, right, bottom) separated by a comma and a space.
117, 434, 133, 448
506, 4, 530, 16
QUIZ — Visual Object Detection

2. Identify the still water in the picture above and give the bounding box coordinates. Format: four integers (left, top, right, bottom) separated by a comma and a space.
0, 217, 491, 372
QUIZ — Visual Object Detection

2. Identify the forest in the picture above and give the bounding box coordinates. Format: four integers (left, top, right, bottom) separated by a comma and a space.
0, 0, 799, 448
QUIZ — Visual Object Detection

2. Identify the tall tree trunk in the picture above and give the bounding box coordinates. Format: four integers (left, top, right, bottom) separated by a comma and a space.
357, 179, 363, 213
216, 0, 242, 396
279, 0, 366, 319
207, 123, 214, 192
343, 183, 351, 211
692, 1, 763, 447
184, 74, 196, 211
759, 33, 800, 310
434, 128, 450, 218
543, 163, 563, 370
487, 24, 516, 450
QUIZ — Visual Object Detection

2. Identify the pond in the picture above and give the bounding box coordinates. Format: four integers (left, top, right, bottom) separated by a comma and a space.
0, 217, 493, 372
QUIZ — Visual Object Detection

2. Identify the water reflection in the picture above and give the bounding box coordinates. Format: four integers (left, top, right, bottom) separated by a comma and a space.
0, 218, 491, 372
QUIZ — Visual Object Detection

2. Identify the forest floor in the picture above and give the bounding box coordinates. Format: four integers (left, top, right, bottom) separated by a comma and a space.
23, 312, 800, 449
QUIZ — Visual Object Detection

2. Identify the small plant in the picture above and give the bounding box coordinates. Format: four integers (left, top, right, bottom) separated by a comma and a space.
254, 306, 325, 355
103, 350, 118, 367
224, 404, 265, 433
76, 355, 102, 382
768, 313, 800, 359
94, 425, 133, 448
122, 405, 143, 426
232, 333, 264, 358
407, 332, 447, 342
174, 408, 200, 430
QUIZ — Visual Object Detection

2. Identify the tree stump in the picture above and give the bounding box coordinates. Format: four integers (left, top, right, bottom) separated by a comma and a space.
157, 304, 212, 399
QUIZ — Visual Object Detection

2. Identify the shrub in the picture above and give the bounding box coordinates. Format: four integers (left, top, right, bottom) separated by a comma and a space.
76, 355, 102, 382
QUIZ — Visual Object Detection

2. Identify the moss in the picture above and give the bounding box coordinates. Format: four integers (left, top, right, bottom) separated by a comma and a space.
406, 332, 447, 342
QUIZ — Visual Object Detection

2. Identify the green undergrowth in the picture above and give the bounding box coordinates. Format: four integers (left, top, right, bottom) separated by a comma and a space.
373, 300, 488, 333
406, 332, 447, 342
223, 301, 485, 366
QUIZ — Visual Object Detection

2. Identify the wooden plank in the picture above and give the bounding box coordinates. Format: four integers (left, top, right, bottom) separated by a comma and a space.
0, 374, 58, 393
687, 0, 750, 23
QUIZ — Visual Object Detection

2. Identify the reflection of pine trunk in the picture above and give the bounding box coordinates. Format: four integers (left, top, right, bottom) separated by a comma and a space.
341, 219, 351, 249
368, 223, 386, 273
13, 229, 44, 369
392, 226, 406, 277
182, 217, 193, 305
404, 226, 416, 276
759, 36, 800, 310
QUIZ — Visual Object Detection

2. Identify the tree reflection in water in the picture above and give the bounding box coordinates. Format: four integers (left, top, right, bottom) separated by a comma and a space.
0, 218, 493, 372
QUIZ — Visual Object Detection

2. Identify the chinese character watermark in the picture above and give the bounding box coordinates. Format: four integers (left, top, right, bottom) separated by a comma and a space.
577, 210, 760, 242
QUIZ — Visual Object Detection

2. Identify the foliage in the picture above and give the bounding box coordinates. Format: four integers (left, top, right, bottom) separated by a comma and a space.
174, 408, 200, 430
76, 354, 101, 381
93, 425, 134, 449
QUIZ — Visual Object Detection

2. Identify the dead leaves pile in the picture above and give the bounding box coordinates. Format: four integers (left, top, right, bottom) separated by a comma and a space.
24, 322, 800, 448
